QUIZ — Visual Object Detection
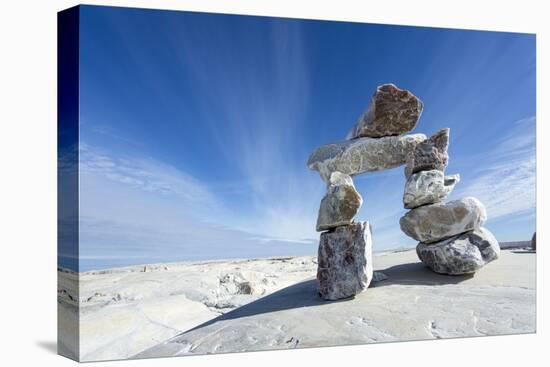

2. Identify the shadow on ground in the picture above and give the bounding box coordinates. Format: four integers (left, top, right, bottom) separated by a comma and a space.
36, 340, 57, 354
187, 279, 332, 332
184, 261, 473, 335
373, 261, 473, 287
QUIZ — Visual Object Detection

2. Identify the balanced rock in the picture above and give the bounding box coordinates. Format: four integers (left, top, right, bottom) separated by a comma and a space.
317, 172, 363, 231
416, 228, 500, 275
308, 133, 427, 182
405, 128, 449, 177
317, 221, 373, 300
346, 84, 424, 139
403, 170, 460, 209
400, 197, 487, 243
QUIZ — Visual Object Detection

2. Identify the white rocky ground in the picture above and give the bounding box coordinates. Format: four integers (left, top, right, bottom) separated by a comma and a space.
58, 255, 320, 361
58, 248, 535, 362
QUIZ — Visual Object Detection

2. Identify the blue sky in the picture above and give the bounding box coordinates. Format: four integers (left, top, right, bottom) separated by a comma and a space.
68, 5, 535, 271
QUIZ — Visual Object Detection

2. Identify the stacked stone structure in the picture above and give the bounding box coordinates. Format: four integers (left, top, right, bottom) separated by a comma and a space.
308, 83, 500, 300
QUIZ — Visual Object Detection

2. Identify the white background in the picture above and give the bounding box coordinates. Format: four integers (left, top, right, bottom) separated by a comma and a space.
0, 0, 547, 366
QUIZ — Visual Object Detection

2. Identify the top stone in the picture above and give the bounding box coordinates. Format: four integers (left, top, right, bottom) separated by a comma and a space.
346, 84, 424, 139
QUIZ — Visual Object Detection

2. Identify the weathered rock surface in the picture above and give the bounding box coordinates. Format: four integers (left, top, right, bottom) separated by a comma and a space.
317, 221, 373, 300
59, 256, 322, 361
400, 197, 487, 243
416, 228, 500, 275
403, 170, 459, 209
136, 249, 534, 359
316, 172, 363, 231
345, 84, 424, 139
308, 133, 427, 182
405, 128, 450, 177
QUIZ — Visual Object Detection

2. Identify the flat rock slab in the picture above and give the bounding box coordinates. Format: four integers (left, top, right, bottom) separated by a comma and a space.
400, 197, 487, 243
416, 228, 500, 275
346, 83, 424, 139
317, 221, 373, 300
59, 256, 393, 362
59, 257, 320, 361
308, 133, 427, 182
135, 249, 535, 358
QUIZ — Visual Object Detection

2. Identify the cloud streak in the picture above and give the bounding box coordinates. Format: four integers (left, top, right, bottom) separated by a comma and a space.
164, 19, 324, 241
76, 143, 319, 271
455, 116, 536, 219
80, 144, 222, 218
74, 20, 329, 270
73, 12, 535, 270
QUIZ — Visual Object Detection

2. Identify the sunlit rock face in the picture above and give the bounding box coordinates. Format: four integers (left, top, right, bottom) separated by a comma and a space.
317, 221, 373, 300
403, 170, 459, 209
399, 197, 487, 243
346, 83, 424, 139
416, 228, 500, 275
316, 172, 363, 232
307, 133, 427, 183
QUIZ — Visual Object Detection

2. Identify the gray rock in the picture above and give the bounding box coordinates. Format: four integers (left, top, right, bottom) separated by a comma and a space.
416, 228, 500, 275
531, 232, 536, 251
405, 128, 450, 177
400, 197, 487, 243
317, 221, 373, 300
403, 170, 460, 209
308, 134, 427, 182
346, 84, 424, 139
316, 172, 363, 231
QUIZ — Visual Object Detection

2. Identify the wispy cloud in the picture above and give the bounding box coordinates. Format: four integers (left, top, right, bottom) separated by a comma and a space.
74, 20, 329, 270
76, 143, 319, 270
164, 20, 324, 241
80, 144, 221, 217
455, 116, 536, 219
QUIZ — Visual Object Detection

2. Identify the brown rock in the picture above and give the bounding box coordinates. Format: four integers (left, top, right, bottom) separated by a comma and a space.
405, 128, 450, 177
346, 84, 424, 139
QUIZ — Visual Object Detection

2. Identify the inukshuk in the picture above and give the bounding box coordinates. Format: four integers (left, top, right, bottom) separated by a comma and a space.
307, 84, 425, 300
308, 83, 500, 301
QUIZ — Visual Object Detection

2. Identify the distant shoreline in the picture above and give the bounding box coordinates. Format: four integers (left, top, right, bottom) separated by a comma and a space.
58, 240, 532, 275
